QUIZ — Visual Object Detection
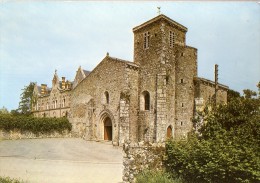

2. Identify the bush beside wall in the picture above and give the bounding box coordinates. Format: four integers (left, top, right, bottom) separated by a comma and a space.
135, 170, 179, 183
0, 114, 72, 136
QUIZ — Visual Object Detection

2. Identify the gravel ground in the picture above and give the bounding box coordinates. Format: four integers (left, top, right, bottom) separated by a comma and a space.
0, 138, 123, 183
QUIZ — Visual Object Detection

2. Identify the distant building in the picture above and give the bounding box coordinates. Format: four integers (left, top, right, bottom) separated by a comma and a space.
32, 67, 90, 118
32, 14, 228, 145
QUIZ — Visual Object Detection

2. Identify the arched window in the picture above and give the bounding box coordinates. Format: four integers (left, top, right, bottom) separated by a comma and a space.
141, 91, 150, 111
62, 98, 65, 107
46, 102, 49, 110
104, 91, 109, 104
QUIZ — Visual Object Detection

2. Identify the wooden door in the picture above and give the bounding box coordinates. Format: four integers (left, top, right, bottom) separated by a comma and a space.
167, 126, 172, 138
104, 117, 112, 141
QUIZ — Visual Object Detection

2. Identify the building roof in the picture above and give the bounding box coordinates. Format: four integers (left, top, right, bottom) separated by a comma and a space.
83, 70, 91, 77
35, 85, 51, 97
108, 56, 139, 68
133, 14, 188, 33
195, 77, 229, 90
72, 55, 139, 90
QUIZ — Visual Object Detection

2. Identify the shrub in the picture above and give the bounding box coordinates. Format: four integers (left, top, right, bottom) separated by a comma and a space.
136, 170, 182, 183
0, 176, 25, 183
0, 114, 72, 134
165, 97, 260, 183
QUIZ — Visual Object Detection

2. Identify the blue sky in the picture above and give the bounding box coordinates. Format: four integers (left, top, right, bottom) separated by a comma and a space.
0, 1, 259, 111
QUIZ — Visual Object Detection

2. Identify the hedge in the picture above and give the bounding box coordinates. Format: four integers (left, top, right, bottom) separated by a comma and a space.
0, 176, 25, 183
0, 114, 72, 134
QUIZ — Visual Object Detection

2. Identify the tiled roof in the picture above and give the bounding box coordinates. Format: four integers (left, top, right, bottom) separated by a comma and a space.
195, 77, 229, 89
108, 56, 139, 68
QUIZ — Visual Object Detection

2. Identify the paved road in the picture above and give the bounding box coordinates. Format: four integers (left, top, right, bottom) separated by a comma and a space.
0, 138, 123, 183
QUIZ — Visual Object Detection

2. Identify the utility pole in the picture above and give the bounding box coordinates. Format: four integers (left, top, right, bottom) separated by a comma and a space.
214, 64, 219, 107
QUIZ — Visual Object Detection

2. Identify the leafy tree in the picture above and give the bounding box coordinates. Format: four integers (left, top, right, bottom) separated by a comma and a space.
165, 86, 260, 183
227, 89, 240, 102
0, 106, 9, 114
257, 81, 260, 97
10, 109, 21, 116
17, 82, 35, 115
243, 89, 257, 99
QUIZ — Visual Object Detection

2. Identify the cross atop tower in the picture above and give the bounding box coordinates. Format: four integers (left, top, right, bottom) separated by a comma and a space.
157, 7, 161, 15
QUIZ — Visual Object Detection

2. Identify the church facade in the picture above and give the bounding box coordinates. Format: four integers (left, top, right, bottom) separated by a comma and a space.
32, 14, 228, 145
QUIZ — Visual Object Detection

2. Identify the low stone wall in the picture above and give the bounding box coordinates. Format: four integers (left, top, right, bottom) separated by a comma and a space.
122, 141, 165, 183
0, 130, 72, 140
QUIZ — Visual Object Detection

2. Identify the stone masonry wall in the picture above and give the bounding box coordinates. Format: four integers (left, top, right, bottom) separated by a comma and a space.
126, 65, 139, 142
134, 21, 163, 142
119, 99, 130, 144
122, 141, 165, 183
155, 70, 167, 142
70, 56, 125, 143
133, 17, 197, 141
174, 46, 197, 139
70, 56, 138, 145
33, 90, 71, 118
133, 18, 186, 142
194, 79, 228, 111
0, 130, 71, 140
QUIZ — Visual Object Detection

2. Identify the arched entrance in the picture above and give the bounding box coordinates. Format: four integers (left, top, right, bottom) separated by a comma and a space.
104, 117, 112, 141
167, 126, 172, 138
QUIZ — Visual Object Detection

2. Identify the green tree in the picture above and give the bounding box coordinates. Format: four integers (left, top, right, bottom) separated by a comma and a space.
10, 109, 21, 116
166, 87, 260, 183
0, 106, 9, 114
227, 89, 240, 102
243, 89, 257, 99
257, 81, 260, 97
17, 82, 35, 115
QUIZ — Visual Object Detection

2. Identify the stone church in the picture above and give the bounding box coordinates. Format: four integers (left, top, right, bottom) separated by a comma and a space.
32, 14, 228, 145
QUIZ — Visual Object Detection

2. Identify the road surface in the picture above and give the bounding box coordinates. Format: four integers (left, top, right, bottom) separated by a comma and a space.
0, 138, 123, 183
